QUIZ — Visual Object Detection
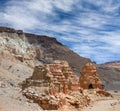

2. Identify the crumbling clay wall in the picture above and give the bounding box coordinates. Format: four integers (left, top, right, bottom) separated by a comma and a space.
22, 60, 79, 94
79, 63, 102, 89
22, 61, 111, 110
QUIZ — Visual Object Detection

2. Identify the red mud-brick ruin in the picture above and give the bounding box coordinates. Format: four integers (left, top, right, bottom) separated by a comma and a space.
79, 63, 102, 89
22, 60, 79, 93
22, 61, 111, 110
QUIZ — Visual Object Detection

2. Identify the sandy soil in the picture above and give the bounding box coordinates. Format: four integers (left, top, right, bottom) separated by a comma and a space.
82, 91, 120, 111
0, 58, 120, 111
0, 87, 43, 111
0, 87, 120, 111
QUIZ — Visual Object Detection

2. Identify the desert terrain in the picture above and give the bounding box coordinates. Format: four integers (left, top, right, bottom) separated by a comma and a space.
83, 91, 120, 111
0, 27, 120, 111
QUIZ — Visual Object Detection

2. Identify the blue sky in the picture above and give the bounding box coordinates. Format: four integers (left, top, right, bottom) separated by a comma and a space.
0, 0, 120, 64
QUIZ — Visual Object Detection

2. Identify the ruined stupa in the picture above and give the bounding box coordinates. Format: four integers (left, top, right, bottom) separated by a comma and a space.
22, 60, 85, 110
79, 63, 102, 89
22, 60, 79, 94
22, 61, 111, 110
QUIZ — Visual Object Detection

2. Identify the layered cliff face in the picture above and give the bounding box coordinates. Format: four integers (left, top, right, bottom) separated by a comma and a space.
100, 61, 120, 69
0, 26, 91, 75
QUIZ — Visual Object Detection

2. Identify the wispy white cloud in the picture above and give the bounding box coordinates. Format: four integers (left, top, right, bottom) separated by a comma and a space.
0, 0, 120, 63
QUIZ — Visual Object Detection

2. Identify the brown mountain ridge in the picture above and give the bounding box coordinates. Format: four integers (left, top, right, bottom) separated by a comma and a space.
0, 26, 120, 91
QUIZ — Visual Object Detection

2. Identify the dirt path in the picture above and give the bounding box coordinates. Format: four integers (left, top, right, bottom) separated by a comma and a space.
82, 92, 120, 111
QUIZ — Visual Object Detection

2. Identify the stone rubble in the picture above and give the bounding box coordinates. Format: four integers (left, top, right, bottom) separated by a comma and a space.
22, 88, 66, 110
0, 81, 7, 88
96, 90, 113, 97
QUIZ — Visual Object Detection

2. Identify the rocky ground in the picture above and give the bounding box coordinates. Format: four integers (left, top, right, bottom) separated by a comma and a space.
0, 83, 120, 111
83, 91, 120, 111
0, 87, 42, 111
0, 61, 42, 111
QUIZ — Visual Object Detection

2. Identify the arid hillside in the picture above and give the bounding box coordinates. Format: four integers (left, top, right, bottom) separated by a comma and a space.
0, 26, 120, 111
0, 26, 91, 75
97, 63, 120, 91
0, 26, 120, 91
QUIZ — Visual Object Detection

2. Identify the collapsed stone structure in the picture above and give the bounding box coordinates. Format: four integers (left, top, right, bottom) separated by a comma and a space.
22, 60, 83, 110
79, 63, 102, 89
22, 60, 79, 94
22, 61, 111, 110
